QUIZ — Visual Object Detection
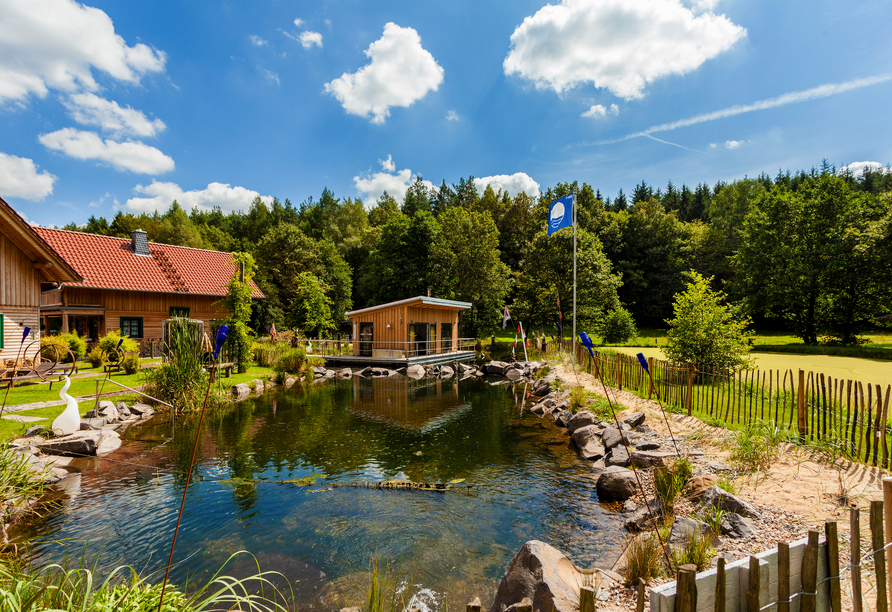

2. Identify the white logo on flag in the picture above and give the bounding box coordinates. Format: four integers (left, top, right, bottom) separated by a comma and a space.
550, 201, 565, 228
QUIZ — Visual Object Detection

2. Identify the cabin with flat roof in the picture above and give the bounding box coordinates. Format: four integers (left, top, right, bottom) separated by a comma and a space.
331, 296, 475, 366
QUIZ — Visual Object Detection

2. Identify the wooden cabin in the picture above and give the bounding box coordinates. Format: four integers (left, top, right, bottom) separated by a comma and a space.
345, 296, 472, 362
34, 227, 263, 344
0, 197, 82, 363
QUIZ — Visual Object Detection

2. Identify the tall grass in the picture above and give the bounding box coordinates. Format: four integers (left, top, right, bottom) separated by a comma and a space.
622, 534, 664, 586
0, 551, 293, 612
727, 420, 789, 472
364, 559, 413, 612
669, 528, 715, 573
0, 444, 47, 546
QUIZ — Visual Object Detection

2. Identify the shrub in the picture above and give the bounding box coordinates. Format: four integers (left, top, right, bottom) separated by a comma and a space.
99, 330, 139, 354
40, 332, 85, 362
122, 354, 141, 375
569, 386, 588, 412
0, 444, 47, 544
670, 528, 715, 572
622, 534, 664, 586
87, 346, 104, 368
273, 347, 307, 374
600, 307, 638, 344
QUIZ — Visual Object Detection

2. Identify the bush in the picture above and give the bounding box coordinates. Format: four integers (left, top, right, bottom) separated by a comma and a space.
122, 354, 141, 375
40, 333, 85, 362
99, 329, 139, 354
600, 307, 638, 344
569, 386, 588, 412
622, 534, 664, 586
273, 347, 307, 374
87, 346, 104, 368
144, 318, 220, 413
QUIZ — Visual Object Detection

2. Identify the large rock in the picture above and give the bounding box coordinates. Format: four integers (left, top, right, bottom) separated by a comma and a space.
489, 540, 596, 612
623, 412, 647, 428
505, 368, 524, 381
37, 431, 101, 456
232, 383, 251, 397
129, 403, 153, 416
601, 427, 627, 451
439, 366, 455, 378
570, 425, 599, 448
553, 411, 573, 428
596, 466, 637, 502
486, 361, 510, 376
631, 451, 667, 469
97, 401, 119, 423
96, 431, 122, 455
252, 379, 265, 393
567, 411, 596, 434
284, 376, 297, 388
633, 439, 661, 451
721, 512, 755, 539
701, 486, 758, 518
606, 446, 630, 467
571, 426, 606, 460
668, 517, 720, 547
406, 364, 425, 379
336, 368, 352, 378
684, 475, 718, 499
115, 402, 132, 418
624, 498, 665, 532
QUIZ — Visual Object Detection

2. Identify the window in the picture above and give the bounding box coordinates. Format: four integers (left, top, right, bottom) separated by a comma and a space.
170, 307, 190, 318
441, 323, 452, 353
120, 317, 144, 339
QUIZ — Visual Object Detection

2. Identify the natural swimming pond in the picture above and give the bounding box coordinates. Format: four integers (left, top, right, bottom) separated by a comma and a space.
21, 377, 624, 610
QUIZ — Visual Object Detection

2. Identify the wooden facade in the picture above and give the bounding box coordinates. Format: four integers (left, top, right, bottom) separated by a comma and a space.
0, 198, 82, 363
346, 296, 471, 358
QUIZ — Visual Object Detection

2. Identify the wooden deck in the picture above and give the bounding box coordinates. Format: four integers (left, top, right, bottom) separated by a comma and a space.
318, 350, 476, 368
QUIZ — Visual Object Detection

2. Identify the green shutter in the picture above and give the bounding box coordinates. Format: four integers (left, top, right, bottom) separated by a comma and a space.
0, 314, 4, 349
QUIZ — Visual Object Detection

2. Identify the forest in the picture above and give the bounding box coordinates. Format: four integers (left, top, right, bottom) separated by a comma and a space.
63, 161, 892, 345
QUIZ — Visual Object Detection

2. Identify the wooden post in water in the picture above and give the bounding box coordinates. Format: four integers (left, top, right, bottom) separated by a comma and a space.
851, 506, 863, 612
798, 369, 807, 441
871, 500, 889, 612
778, 541, 790, 612
676, 565, 697, 612
801, 530, 819, 612
826, 520, 841, 612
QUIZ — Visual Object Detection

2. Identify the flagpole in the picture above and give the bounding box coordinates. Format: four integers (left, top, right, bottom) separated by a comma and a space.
520, 322, 529, 362
572, 187, 577, 352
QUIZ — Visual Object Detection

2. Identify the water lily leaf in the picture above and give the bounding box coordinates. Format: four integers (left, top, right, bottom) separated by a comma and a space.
448, 478, 465, 484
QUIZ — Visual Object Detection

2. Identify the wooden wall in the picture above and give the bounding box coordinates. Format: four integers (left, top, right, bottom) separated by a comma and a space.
349, 304, 460, 356
1, 234, 41, 363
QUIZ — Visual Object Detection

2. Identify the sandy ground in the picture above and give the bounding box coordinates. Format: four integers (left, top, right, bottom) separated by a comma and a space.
552, 362, 891, 612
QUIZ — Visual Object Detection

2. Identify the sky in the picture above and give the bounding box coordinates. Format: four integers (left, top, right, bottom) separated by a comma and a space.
1, 0, 891, 226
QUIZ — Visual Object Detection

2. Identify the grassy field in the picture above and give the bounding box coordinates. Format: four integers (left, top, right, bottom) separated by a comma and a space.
0, 363, 277, 441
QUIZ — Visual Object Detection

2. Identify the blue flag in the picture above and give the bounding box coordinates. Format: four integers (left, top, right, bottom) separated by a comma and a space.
547, 193, 574, 236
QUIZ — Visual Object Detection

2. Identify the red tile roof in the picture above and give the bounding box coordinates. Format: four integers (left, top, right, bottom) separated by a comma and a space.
34, 227, 264, 298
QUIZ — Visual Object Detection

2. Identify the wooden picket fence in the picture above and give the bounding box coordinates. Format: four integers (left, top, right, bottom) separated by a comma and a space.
544, 340, 892, 469
648, 483, 892, 612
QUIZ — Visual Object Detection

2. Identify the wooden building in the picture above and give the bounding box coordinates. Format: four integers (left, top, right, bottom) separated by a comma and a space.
0, 197, 82, 363
34, 227, 263, 343
340, 296, 474, 365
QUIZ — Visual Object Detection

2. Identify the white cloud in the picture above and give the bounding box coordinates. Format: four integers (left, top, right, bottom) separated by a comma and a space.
88, 191, 117, 208
324, 23, 444, 124
0, 152, 56, 200
299, 31, 323, 49
293, 18, 304, 28
250, 35, 268, 46
709, 143, 717, 148
263, 70, 280, 85
582, 103, 619, 118
125, 180, 273, 213
39, 128, 174, 174
839, 161, 892, 177
725, 139, 742, 149
353, 156, 435, 204
687, 0, 720, 12
0, 0, 166, 104
64, 92, 165, 138
474, 173, 540, 198
504, 0, 745, 100
446, 110, 459, 121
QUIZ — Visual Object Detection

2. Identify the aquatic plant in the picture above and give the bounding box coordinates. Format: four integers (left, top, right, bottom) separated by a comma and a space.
273, 347, 307, 376
0, 444, 48, 546
364, 559, 414, 612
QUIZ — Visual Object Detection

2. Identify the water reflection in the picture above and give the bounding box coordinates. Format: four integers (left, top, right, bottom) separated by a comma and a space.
21, 377, 624, 611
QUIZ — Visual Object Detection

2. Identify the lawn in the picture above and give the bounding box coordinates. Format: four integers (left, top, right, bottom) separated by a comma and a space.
0, 363, 277, 441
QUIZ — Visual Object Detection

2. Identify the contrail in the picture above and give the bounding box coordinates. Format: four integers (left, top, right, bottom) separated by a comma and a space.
643, 134, 700, 152
579, 72, 892, 147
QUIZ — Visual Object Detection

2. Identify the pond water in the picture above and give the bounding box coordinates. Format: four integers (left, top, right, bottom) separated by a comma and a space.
21, 377, 624, 610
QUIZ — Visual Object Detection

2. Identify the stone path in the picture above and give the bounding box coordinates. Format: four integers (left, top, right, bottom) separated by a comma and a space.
2, 413, 46, 422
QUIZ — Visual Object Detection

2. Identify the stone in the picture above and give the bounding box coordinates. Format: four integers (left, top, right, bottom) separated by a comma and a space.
340, 607, 362, 612
80, 419, 102, 431
97, 431, 122, 455
635, 424, 653, 433
631, 451, 666, 469
633, 440, 661, 451
284, 376, 296, 388
337, 368, 352, 378
406, 364, 425, 379
601, 427, 628, 451
37, 431, 102, 456
567, 411, 596, 434
505, 368, 524, 381
232, 383, 251, 396
531, 381, 552, 397
489, 540, 596, 612
553, 411, 573, 428
606, 446, 630, 467
579, 440, 606, 461
22, 425, 44, 437
707, 461, 734, 472
97, 401, 119, 423
624, 498, 665, 532
312, 366, 328, 375
669, 516, 721, 547
595, 466, 637, 502
622, 500, 638, 513
623, 412, 646, 428
395, 367, 408, 375
701, 486, 758, 518
439, 366, 455, 378
129, 403, 153, 415
721, 512, 755, 539
530, 402, 547, 415
592, 458, 607, 470
486, 361, 510, 376
684, 475, 718, 499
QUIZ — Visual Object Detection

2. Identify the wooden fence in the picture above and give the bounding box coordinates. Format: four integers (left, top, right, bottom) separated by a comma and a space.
546, 340, 892, 469
649, 479, 892, 612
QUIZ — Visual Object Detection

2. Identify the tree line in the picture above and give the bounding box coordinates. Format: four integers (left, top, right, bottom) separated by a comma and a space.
65, 161, 892, 344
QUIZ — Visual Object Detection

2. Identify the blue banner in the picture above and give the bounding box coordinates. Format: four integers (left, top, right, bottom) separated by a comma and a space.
547, 193, 574, 236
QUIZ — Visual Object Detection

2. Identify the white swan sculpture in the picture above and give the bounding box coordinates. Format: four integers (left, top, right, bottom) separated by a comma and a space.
51, 376, 80, 436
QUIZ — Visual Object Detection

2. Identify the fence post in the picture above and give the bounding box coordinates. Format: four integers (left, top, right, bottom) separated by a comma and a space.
884, 477, 892, 580
579, 586, 596, 612
648, 357, 654, 399
715, 557, 726, 612
466, 597, 482, 612
747, 556, 761, 612
778, 541, 790, 612
826, 520, 841, 612
851, 506, 863, 612
798, 369, 807, 441
871, 500, 889, 612
687, 363, 695, 416
676, 565, 697, 612
636, 577, 646, 612
616, 352, 623, 389
801, 530, 819, 612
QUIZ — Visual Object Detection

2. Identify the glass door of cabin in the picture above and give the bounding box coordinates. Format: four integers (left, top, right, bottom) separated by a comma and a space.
409, 323, 428, 356
441, 323, 452, 353
359, 323, 373, 356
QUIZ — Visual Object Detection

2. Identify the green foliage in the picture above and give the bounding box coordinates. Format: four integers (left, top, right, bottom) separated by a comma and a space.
670, 528, 715, 573
728, 420, 781, 472
716, 473, 738, 495
223, 252, 257, 373
41, 333, 85, 362
122, 354, 140, 375
672, 456, 694, 483
0, 444, 47, 543
600, 307, 638, 344
664, 271, 753, 370
653, 466, 685, 511
364, 559, 412, 612
87, 347, 104, 368
273, 347, 307, 375
569, 386, 588, 412
622, 534, 664, 586
701, 505, 726, 535
98, 330, 139, 354
145, 318, 215, 413
290, 272, 335, 336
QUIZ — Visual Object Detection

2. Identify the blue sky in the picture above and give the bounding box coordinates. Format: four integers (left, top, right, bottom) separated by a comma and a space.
2, 0, 891, 226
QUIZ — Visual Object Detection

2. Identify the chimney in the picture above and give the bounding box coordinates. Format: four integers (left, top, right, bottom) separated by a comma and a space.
131, 229, 150, 256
